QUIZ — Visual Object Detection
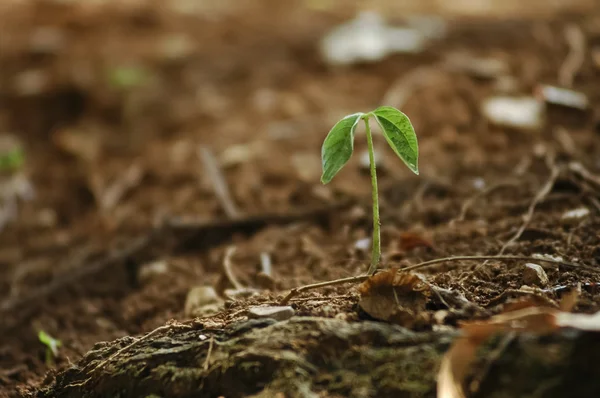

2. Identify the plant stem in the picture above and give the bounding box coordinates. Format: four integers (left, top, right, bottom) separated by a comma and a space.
278, 254, 595, 304
364, 115, 380, 275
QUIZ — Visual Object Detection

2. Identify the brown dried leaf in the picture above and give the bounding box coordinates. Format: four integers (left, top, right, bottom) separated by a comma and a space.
437, 337, 477, 398
358, 270, 430, 327
399, 231, 435, 252
438, 305, 600, 398
52, 128, 101, 163
558, 284, 580, 312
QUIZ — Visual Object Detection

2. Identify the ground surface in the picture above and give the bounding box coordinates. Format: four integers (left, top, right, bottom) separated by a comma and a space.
2, 1, 600, 397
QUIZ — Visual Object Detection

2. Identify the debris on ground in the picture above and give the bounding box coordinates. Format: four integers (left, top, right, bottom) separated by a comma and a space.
184, 286, 224, 318
247, 305, 295, 321
536, 84, 589, 110
521, 263, 549, 287
481, 96, 544, 130
320, 11, 439, 66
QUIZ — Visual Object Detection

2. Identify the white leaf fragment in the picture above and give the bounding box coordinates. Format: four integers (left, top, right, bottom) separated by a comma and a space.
481, 96, 544, 130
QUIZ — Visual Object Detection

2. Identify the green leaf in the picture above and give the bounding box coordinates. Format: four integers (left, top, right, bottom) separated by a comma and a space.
320, 113, 363, 184
38, 330, 61, 358
108, 66, 147, 90
372, 106, 419, 174
0, 146, 24, 172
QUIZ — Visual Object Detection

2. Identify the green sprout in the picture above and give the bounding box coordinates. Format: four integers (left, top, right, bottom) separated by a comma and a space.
38, 330, 62, 366
320, 106, 419, 275
108, 66, 148, 90
0, 136, 25, 173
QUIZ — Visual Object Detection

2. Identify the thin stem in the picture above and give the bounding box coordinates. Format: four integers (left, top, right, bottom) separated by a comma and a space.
278, 254, 596, 304
364, 115, 380, 275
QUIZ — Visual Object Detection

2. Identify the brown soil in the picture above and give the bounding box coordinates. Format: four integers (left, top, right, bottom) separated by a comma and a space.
2, 1, 600, 397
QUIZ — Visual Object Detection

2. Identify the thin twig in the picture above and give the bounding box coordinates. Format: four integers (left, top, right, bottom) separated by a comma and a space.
88, 323, 192, 376
203, 336, 215, 371
279, 254, 596, 304
98, 163, 144, 211
451, 180, 519, 224
382, 66, 446, 108
497, 156, 559, 255
260, 252, 272, 277
558, 24, 585, 88
199, 146, 240, 219
280, 275, 369, 304
222, 246, 243, 290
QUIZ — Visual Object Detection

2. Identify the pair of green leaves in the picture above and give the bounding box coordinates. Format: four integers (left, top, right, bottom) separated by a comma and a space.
321, 106, 419, 184
38, 330, 61, 366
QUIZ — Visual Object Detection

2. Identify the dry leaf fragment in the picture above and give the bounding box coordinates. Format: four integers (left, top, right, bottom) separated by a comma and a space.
358, 270, 430, 327
437, 303, 600, 398
399, 231, 435, 252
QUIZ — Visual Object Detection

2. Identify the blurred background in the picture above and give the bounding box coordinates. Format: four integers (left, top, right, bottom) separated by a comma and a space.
2, 0, 600, 395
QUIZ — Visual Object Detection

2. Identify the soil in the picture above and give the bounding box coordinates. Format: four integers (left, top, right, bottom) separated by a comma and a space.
2, 1, 600, 397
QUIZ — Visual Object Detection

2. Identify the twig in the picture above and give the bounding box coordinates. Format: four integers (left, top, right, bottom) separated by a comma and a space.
569, 161, 600, 190
558, 24, 585, 88
203, 336, 215, 371
382, 66, 446, 108
222, 246, 243, 290
98, 163, 144, 212
260, 252, 272, 277
1, 203, 349, 322
199, 146, 240, 219
451, 180, 519, 224
88, 323, 192, 377
0, 233, 155, 315
497, 156, 559, 255
279, 255, 596, 304
280, 275, 369, 304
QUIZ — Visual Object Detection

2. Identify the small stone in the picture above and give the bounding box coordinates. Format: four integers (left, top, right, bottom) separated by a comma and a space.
354, 237, 371, 251
224, 288, 261, 300
561, 207, 590, 221
481, 96, 543, 130
184, 286, 223, 317
537, 85, 589, 110
522, 263, 549, 287
359, 149, 382, 170
247, 305, 294, 321
137, 260, 169, 285
14, 69, 49, 96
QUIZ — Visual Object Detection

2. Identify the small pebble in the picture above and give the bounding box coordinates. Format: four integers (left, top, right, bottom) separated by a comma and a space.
561, 207, 590, 221
184, 286, 223, 317
522, 263, 549, 287
354, 237, 371, 251
481, 96, 544, 130
247, 305, 294, 321
137, 260, 168, 285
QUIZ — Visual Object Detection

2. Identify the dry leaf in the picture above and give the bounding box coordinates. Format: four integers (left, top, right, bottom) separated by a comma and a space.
358, 270, 430, 327
437, 337, 479, 398
437, 304, 600, 398
399, 231, 435, 252
52, 128, 101, 163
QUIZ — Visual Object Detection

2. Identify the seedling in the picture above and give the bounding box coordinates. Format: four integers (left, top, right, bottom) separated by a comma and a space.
38, 330, 61, 366
321, 106, 418, 275
0, 135, 25, 173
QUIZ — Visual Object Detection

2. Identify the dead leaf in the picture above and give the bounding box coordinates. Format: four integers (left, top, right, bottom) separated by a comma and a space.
358, 270, 430, 327
399, 231, 435, 252
437, 337, 478, 398
558, 284, 580, 312
437, 304, 600, 398
52, 128, 101, 163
